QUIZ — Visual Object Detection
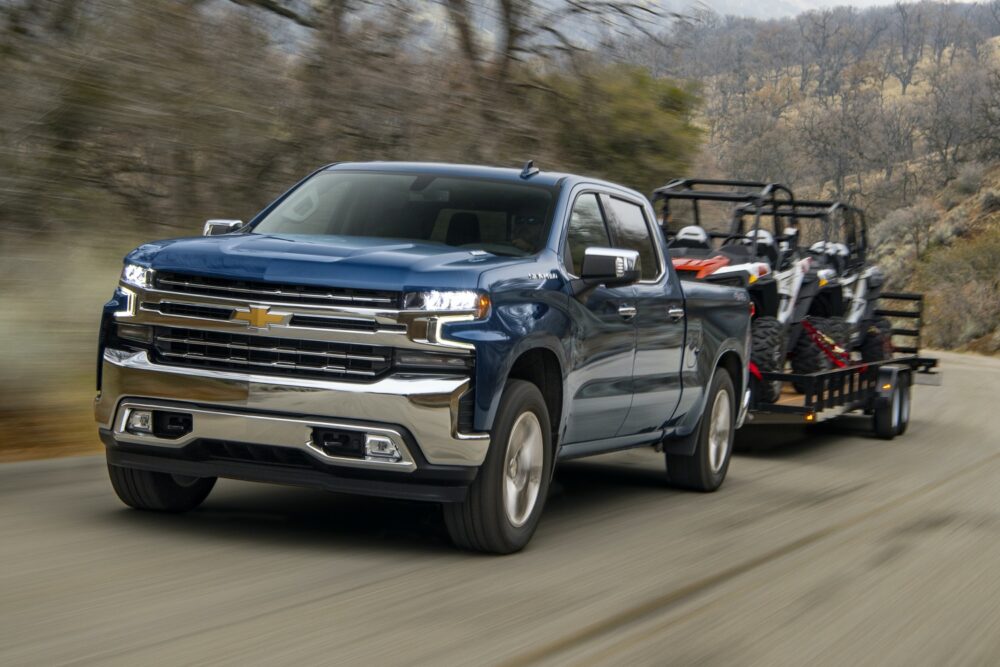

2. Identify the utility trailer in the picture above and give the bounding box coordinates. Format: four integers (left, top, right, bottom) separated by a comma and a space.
746, 292, 939, 439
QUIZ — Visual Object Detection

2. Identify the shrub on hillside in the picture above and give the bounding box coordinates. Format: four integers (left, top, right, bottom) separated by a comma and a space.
915, 228, 1000, 349
872, 200, 939, 261
980, 190, 1000, 214
954, 163, 985, 195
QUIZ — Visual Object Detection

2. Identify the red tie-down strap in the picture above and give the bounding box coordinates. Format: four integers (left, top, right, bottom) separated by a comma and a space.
800, 319, 851, 369
748, 361, 763, 381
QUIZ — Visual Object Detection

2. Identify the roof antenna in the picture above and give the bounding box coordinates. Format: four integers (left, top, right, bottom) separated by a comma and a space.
520, 160, 540, 179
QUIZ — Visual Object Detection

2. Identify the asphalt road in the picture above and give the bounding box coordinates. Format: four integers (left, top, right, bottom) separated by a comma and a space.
2, 351, 999, 666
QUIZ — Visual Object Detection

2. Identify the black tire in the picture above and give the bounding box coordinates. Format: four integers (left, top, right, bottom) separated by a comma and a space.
750, 316, 785, 404
873, 385, 901, 440
896, 381, 911, 436
860, 317, 893, 362
819, 316, 852, 360
665, 370, 735, 492
443, 380, 552, 554
107, 462, 216, 512
791, 316, 830, 392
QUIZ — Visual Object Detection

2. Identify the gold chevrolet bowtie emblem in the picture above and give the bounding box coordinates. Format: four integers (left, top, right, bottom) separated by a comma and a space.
233, 305, 287, 329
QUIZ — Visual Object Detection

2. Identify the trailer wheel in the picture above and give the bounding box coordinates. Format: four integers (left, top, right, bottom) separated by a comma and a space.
107, 462, 216, 512
750, 316, 785, 403
896, 381, 911, 436
443, 380, 552, 554
665, 370, 735, 492
873, 384, 901, 440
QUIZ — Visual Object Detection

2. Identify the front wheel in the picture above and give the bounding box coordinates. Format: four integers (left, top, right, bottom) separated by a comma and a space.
792, 316, 831, 393
750, 316, 785, 404
443, 380, 552, 554
665, 370, 736, 492
107, 462, 216, 512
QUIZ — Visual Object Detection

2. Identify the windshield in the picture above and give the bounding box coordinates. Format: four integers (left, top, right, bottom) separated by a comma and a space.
251, 171, 556, 256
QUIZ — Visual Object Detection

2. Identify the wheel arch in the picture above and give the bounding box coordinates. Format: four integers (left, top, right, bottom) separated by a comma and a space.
482, 342, 566, 447
663, 350, 743, 456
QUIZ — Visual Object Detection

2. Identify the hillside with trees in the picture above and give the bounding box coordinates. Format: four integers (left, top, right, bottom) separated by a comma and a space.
616, 1, 1000, 351
1, 0, 999, 458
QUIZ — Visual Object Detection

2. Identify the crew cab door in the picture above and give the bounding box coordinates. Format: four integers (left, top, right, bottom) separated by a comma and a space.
560, 192, 637, 444
602, 195, 685, 435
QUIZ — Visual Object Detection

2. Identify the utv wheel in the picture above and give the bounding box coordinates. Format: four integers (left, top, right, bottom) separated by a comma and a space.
792, 316, 830, 392
873, 384, 901, 440
443, 380, 552, 554
107, 462, 216, 512
750, 316, 785, 403
819, 316, 852, 359
665, 370, 735, 492
861, 317, 893, 362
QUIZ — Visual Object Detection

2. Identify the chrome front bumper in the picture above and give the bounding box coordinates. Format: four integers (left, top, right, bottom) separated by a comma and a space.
95, 349, 490, 468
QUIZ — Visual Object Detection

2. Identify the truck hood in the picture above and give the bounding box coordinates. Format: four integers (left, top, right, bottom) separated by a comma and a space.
126, 234, 527, 293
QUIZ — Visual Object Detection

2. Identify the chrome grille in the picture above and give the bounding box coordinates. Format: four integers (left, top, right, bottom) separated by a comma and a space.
152, 327, 392, 381
153, 271, 402, 308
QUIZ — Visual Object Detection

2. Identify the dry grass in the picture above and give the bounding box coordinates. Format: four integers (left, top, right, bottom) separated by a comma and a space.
0, 387, 102, 463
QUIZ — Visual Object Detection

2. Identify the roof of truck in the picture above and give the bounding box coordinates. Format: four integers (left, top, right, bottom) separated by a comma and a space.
324, 161, 644, 199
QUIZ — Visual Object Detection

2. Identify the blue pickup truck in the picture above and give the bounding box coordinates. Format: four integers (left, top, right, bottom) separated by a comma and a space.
95, 162, 751, 553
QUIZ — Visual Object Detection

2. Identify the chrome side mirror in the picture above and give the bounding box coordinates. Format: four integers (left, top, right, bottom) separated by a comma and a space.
203, 219, 244, 236
580, 247, 641, 287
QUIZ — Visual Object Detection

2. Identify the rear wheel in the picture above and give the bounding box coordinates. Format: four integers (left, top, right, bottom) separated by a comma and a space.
819, 316, 852, 360
873, 384, 901, 440
750, 316, 785, 404
896, 381, 911, 436
443, 380, 552, 554
860, 317, 893, 362
665, 370, 735, 492
107, 462, 216, 512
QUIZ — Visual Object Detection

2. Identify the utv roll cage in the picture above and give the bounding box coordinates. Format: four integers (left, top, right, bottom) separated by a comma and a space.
651, 178, 796, 270
733, 199, 870, 272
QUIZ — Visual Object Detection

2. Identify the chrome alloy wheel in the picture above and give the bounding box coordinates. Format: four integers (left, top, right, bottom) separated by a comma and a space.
503, 411, 544, 528
708, 389, 732, 474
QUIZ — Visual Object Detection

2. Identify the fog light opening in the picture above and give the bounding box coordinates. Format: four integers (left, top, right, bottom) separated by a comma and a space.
364, 435, 402, 462
126, 409, 153, 434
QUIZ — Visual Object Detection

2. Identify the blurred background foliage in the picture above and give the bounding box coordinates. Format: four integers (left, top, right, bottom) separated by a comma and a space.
0, 0, 700, 457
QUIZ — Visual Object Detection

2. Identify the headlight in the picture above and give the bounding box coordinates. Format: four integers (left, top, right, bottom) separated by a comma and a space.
403, 290, 490, 319
121, 263, 154, 289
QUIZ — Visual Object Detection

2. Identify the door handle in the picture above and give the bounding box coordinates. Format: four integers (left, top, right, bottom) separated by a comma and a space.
668, 306, 685, 322
618, 304, 637, 320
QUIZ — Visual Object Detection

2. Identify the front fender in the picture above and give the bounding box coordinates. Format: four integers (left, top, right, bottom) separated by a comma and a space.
445, 286, 572, 434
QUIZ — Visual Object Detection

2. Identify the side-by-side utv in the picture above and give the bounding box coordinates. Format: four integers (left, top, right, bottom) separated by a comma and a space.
652, 179, 829, 402
743, 199, 893, 363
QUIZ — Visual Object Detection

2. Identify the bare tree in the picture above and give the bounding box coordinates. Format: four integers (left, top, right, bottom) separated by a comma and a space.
921, 56, 991, 180
886, 1, 925, 95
